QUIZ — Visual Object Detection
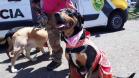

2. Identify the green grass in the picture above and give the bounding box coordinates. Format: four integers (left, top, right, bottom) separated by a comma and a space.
128, 7, 139, 20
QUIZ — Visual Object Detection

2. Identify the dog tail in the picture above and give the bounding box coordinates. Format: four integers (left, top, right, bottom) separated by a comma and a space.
128, 73, 136, 78
114, 72, 136, 78
0, 36, 9, 50
0, 37, 6, 44
0, 31, 14, 59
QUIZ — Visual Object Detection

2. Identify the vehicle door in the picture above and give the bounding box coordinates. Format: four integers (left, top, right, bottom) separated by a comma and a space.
73, 0, 112, 28
0, 0, 35, 30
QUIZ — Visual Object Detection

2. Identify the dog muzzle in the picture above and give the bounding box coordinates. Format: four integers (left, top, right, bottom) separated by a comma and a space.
54, 12, 72, 30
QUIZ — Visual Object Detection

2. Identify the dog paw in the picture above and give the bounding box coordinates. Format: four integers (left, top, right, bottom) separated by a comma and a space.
9, 52, 14, 58
31, 57, 37, 61
11, 67, 18, 73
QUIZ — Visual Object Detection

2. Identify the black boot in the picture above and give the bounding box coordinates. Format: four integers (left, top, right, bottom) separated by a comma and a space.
46, 50, 63, 71
46, 60, 62, 71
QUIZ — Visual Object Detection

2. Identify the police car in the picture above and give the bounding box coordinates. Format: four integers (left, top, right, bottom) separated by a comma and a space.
73, 0, 128, 31
0, 0, 128, 31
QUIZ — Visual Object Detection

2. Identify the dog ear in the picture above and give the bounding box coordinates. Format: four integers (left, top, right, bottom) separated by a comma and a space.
65, 9, 84, 27
73, 12, 84, 25
66, 9, 84, 24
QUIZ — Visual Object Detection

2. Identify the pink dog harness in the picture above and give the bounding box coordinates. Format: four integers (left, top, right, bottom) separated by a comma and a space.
64, 30, 113, 78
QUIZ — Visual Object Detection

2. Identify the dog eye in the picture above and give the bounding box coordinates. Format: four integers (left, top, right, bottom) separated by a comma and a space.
68, 13, 74, 17
69, 21, 74, 26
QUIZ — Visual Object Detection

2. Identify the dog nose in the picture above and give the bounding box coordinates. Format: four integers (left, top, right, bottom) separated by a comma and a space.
55, 13, 65, 24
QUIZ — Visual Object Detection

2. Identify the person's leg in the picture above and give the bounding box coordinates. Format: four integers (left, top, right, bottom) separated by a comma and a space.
45, 14, 63, 70
46, 30, 63, 70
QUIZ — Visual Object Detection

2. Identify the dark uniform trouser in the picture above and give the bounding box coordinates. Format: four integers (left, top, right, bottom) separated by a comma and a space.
46, 14, 63, 62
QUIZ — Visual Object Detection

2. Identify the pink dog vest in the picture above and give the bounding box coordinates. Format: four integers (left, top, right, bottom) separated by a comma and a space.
42, 0, 74, 14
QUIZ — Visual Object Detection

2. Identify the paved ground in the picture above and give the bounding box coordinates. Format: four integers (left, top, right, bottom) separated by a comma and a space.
0, 20, 139, 78
89, 20, 139, 78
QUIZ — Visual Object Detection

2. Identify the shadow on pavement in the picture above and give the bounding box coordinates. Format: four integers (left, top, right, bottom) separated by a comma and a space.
86, 26, 125, 37
0, 49, 50, 64
5, 53, 51, 72
0, 58, 10, 64
13, 68, 69, 78
0, 37, 8, 53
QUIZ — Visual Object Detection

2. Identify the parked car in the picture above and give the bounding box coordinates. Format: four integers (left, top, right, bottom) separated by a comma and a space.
73, 0, 129, 31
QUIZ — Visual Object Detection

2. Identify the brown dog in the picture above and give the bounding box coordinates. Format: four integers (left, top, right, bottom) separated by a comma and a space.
4, 27, 52, 73
57, 9, 135, 78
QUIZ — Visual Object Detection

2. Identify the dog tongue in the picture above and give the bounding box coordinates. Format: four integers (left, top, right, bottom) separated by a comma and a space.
56, 24, 70, 30
58, 24, 65, 28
